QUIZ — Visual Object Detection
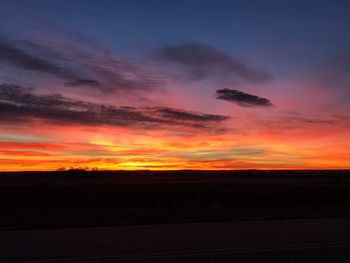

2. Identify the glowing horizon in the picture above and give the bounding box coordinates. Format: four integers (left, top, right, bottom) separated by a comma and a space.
1, 1, 350, 171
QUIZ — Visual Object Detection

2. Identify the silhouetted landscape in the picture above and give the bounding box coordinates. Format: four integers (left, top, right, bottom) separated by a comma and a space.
2, 1, 350, 261
1, 170, 350, 230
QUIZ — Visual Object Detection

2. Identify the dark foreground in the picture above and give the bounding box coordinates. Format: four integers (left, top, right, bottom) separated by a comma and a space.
1, 218, 350, 262
0, 170, 350, 230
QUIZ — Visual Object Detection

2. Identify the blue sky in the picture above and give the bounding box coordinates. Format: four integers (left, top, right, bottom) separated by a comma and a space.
1, 0, 349, 67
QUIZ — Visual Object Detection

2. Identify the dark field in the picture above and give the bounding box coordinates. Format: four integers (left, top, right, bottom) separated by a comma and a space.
1, 170, 350, 230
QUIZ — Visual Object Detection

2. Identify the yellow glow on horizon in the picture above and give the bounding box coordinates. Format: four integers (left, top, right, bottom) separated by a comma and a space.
1, 121, 350, 171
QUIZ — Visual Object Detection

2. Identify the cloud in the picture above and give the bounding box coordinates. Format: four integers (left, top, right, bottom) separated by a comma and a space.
0, 37, 77, 79
179, 146, 268, 161
65, 79, 101, 87
0, 84, 229, 131
216, 88, 273, 107
316, 43, 350, 93
156, 108, 228, 122
259, 116, 336, 128
0, 34, 164, 93
152, 43, 271, 82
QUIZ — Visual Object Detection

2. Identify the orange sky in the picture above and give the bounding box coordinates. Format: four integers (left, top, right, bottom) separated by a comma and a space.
1, 5, 350, 171
1, 112, 349, 171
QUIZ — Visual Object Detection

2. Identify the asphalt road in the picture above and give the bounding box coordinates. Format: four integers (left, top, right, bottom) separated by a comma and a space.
1, 218, 350, 262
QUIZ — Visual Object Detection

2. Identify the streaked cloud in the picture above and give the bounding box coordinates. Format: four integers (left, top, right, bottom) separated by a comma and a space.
152, 43, 271, 82
0, 35, 164, 93
65, 79, 101, 87
157, 108, 228, 122
0, 37, 77, 79
0, 84, 229, 131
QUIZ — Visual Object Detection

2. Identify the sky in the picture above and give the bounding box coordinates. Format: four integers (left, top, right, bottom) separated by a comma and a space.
0, 0, 350, 171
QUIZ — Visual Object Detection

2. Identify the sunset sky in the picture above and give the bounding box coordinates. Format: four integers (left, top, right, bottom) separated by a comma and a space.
0, 0, 350, 171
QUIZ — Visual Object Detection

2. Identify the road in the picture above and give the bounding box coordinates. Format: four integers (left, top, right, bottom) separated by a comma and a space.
1, 218, 350, 262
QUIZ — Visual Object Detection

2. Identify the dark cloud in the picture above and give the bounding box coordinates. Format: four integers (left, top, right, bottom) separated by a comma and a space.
0, 35, 164, 93
216, 88, 273, 107
257, 115, 341, 132
89, 65, 163, 92
153, 43, 271, 82
157, 108, 228, 122
291, 117, 335, 125
0, 38, 77, 79
65, 79, 101, 87
0, 84, 228, 131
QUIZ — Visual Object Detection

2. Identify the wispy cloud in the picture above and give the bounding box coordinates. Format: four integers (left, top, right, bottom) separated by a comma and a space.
0, 34, 164, 93
65, 79, 101, 87
315, 43, 350, 98
152, 43, 272, 82
0, 37, 78, 79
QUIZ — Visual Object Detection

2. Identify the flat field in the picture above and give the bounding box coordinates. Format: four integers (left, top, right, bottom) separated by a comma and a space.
0, 170, 349, 230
